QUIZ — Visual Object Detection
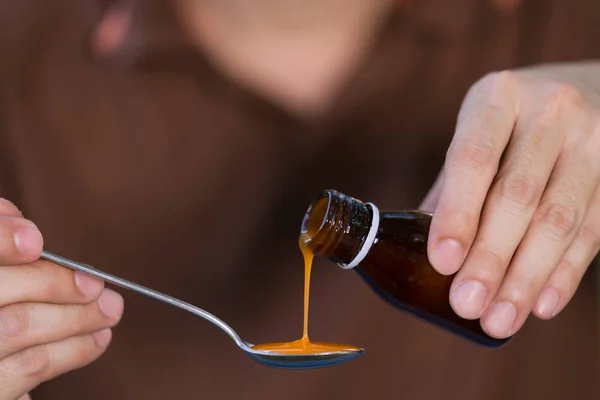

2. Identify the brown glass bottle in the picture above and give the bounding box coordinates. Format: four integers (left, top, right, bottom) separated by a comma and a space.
300, 189, 510, 348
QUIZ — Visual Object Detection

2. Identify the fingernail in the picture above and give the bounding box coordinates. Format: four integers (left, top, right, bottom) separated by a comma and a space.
450, 280, 487, 319
483, 302, 517, 338
14, 226, 43, 258
432, 239, 464, 274
535, 287, 560, 318
74, 271, 104, 298
92, 328, 112, 347
98, 289, 124, 320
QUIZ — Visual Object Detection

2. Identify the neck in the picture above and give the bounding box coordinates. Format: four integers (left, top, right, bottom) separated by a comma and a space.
175, 0, 394, 117
181, 0, 390, 33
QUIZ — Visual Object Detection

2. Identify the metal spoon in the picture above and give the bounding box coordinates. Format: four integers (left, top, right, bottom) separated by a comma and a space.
40, 251, 364, 369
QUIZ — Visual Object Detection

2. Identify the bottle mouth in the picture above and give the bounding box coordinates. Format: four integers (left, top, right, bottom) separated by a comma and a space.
300, 191, 332, 243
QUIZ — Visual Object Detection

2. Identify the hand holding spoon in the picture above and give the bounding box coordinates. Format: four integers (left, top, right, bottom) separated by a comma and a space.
40, 251, 364, 369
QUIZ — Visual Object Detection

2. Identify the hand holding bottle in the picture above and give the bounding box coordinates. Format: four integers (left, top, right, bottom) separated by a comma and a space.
423, 63, 600, 339
0, 199, 123, 400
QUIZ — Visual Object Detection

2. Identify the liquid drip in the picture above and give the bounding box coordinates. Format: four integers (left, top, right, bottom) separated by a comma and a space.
251, 238, 360, 355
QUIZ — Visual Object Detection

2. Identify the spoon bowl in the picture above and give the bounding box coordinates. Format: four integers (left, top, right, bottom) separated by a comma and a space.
245, 345, 364, 369
40, 251, 364, 370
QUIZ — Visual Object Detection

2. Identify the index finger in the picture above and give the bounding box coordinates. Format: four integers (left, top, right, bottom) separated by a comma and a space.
0, 260, 105, 306
428, 72, 518, 275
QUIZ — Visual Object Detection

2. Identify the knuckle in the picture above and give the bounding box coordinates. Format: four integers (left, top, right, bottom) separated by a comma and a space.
15, 345, 51, 377
0, 305, 30, 348
532, 84, 584, 134
448, 136, 496, 171
556, 258, 584, 296
496, 170, 539, 209
467, 246, 506, 282
68, 337, 93, 366
476, 70, 518, 95
463, 71, 518, 119
508, 272, 538, 304
36, 262, 64, 300
66, 337, 84, 365
68, 304, 96, 331
535, 201, 579, 241
544, 83, 583, 109
435, 207, 479, 240
579, 217, 600, 248
54, 336, 99, 373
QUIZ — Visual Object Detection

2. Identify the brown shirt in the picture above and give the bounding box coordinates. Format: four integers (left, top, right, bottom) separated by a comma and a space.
0, 0, 597, 399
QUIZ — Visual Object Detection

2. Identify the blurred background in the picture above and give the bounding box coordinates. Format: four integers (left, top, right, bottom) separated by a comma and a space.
0, 0, 597, 399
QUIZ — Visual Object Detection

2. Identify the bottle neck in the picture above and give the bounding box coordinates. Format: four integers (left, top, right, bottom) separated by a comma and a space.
300, 190, 376, 268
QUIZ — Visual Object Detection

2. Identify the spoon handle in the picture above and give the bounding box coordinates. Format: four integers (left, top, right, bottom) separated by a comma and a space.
40, 251, 245, 347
